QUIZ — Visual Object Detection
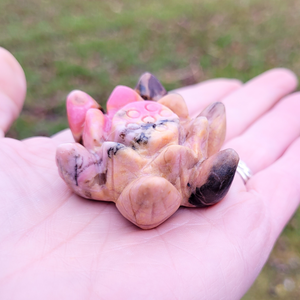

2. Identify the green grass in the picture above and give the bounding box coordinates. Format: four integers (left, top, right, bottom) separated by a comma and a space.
1, 0, 300, 298
1, 0, 300, 138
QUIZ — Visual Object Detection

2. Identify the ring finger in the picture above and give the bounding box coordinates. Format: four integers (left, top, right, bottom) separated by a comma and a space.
223, 68, 298, 141
224, 92, 300, 174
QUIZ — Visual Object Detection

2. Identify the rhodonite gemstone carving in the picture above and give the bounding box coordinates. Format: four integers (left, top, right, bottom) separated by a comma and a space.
56, 73, 239, 229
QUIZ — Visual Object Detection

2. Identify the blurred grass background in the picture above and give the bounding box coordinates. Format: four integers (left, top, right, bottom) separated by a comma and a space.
1, 0, 299, 298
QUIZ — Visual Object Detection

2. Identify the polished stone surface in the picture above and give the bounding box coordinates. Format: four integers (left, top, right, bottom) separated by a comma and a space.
135, 72, 167, 101
56, 73, 239, 229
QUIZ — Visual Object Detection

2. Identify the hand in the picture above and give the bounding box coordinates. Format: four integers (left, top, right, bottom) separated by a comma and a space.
0, 47, 299, 300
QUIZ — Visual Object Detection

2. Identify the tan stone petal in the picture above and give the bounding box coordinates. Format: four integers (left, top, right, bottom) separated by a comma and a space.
157, 93, 189, 118
183, 148, 239, 207
56, 142, 112, 201
198, 102, 226, 157
183, 116, 209, 160
106, 145, 147, 196
116, 176, 181, 229
149, 145, 197, 182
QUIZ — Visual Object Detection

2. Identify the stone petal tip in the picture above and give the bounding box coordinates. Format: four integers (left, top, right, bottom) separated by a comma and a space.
107, 85, 143, 116
135, 73, 167, 101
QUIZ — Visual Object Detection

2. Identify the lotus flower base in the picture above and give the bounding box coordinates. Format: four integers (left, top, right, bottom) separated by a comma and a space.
56, 73, 239, 229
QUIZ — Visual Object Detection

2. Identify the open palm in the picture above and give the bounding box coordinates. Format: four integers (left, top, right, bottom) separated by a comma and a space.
1, 47, 300, 300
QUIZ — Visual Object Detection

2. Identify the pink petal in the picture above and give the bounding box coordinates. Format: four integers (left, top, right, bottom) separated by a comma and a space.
67, 90, 100, 142
106, 85, 143, 116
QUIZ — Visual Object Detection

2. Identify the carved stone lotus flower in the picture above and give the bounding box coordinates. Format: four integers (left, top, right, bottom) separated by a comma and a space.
56, 73, 239, 229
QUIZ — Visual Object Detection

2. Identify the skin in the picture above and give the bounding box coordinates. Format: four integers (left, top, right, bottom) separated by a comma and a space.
0, 46, 300, 300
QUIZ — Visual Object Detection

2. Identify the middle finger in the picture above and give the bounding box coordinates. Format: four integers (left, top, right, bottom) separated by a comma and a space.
224, 92, 300, 174
223, 68, 298, 141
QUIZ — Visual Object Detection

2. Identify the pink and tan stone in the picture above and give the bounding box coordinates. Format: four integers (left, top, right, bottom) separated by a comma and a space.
56, 73, 239, 229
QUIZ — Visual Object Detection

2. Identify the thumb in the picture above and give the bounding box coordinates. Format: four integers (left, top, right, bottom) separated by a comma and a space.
0, 47, 26, 137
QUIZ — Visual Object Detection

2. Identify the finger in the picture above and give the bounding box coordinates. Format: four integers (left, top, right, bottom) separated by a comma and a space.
223, 68, 298, 141
224, 92, 300, 174
0, 47, 26, 137
248, 137, 300, 241
173, 78, 242, 117
51, 129, 75, 145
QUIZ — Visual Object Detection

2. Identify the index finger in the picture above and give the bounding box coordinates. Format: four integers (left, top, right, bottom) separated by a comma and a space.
173, 78, 242, 116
